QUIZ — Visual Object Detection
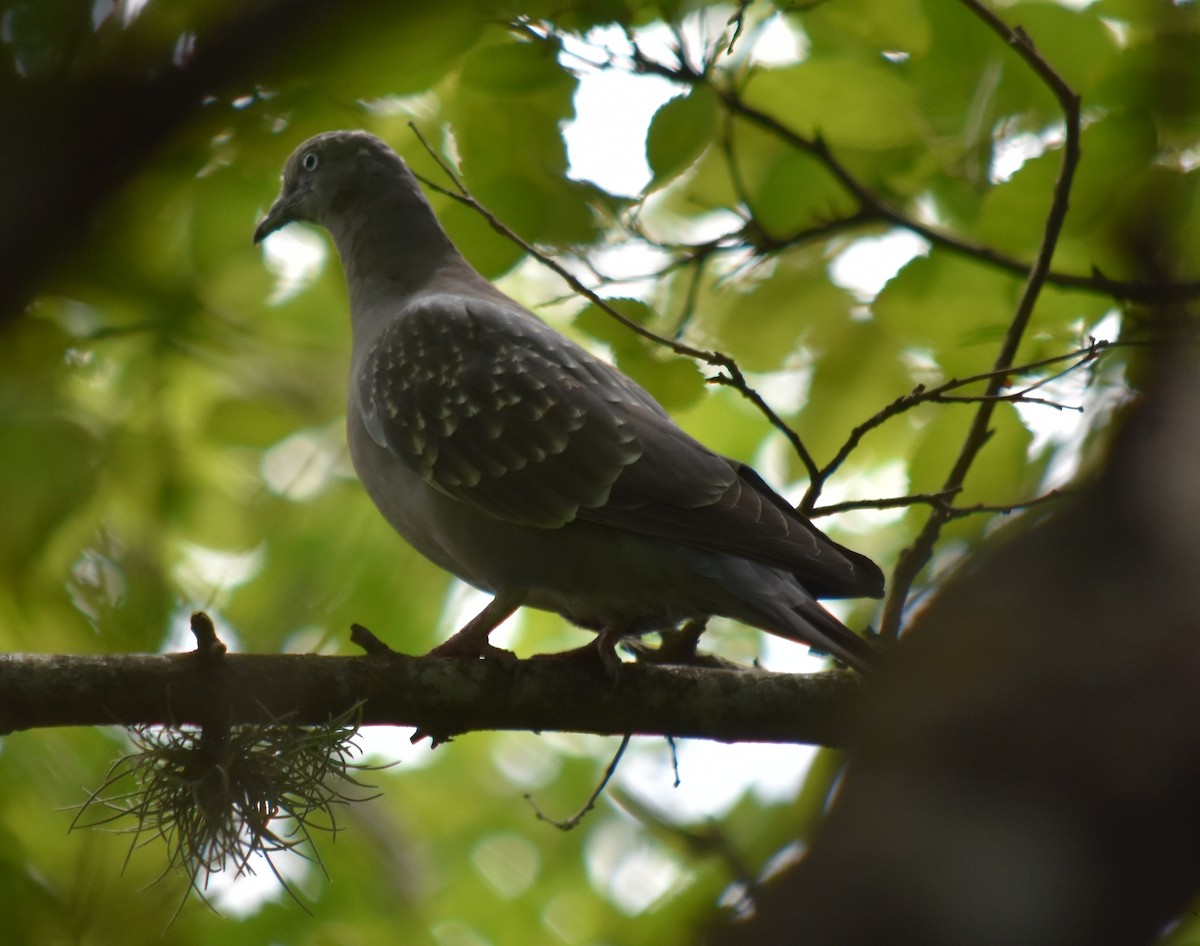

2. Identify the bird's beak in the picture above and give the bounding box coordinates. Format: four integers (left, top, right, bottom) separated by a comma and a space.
253, 192, 297, 244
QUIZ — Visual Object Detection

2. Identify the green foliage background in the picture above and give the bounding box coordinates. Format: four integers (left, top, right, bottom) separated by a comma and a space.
1, 0, 1198, 942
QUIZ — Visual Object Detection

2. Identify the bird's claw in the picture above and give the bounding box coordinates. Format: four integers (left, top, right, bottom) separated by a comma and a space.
531, 639, 624, 681
425, 636, 518, 665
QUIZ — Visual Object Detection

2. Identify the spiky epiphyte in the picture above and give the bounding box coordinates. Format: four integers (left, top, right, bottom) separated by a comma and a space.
73, 708, 386, 914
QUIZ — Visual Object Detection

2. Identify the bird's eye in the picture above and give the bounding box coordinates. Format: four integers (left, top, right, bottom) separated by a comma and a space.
301, 151, 319, 172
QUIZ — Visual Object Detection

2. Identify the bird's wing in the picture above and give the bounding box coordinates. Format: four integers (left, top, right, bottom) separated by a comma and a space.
587, 459, 885, 599
358, 293, 882, 598
355, 294, 734, 528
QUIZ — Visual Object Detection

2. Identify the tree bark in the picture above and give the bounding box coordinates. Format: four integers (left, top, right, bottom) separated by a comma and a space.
0, 647, 864, 746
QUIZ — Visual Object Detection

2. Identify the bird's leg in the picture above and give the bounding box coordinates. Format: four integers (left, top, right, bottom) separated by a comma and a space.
594, 623, 627, 679
534, 622, 630, 679
425, 592, 524, 662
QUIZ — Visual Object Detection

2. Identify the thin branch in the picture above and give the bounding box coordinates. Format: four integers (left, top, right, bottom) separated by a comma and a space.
407, 122, 824, 485
880, 2, 1084, 639
618, 38, 1200, 306
723, 1, 753, 56
945, 488, 1071, 520
812, 490, 961, 517
525, 734, 631, 830
711, 372, 821, 485
800, 339, 1109, 513
408, 124, 725, 369
815, 486, 1068, 518
929, 391, 1081, 411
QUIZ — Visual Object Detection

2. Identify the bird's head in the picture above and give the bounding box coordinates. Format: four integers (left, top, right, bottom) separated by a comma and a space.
253, 130, 422, 244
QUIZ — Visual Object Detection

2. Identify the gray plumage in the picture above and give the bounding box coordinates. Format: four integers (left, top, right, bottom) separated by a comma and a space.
254, 130, 883, 672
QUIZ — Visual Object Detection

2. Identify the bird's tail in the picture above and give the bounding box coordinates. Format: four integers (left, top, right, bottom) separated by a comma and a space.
771, 597, 882, 674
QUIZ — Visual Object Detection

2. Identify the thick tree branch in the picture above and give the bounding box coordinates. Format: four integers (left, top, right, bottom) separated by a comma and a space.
0, 650, 864, 747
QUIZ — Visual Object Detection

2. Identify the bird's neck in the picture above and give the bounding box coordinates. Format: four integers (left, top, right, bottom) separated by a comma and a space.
327, 198, 484, 335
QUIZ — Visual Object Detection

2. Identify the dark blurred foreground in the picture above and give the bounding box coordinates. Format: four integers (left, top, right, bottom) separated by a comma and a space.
713, 349, 1200, 946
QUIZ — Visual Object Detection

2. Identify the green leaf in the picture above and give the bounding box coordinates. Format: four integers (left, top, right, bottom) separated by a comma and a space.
708, 252, 853, 372
276, 7, 486, 97
799, 317, 914, 463
1003, 2, 1116, 97
749, 146, 858, 239
459, 36, 565, 93
574, 298, 657, 352
203, 398, 301, 449
803, 0, 933, 57
960, 401, 1036, 506
575, 298, 704, 409
906, 403, 971, 497
645, 87, 718, 189
742, 57, 923, 149
0, 418, 99, 575
436, 194, 526, 278
873, 252, 1021, 376
615, 346, 706, 411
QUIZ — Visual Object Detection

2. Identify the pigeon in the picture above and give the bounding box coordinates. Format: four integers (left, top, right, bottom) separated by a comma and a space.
254, 130, 883, 672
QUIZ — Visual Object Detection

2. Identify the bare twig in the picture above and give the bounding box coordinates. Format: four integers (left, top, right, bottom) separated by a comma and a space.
406, 122, 824, 485
189, 611, 227, 660
710, 372, 821, 485
812, 490, 961, 517
525, 735, 631, 830
879, 2, 1084, 638
609, 786, 761, 912
814, 486, 1067, 519
945, 488, 1071, 520
349, 623, 395, 655
408, 125, 725, 370
607, 32, 1200, 306
724, 1, 753, 56
800, 339, 1110, 513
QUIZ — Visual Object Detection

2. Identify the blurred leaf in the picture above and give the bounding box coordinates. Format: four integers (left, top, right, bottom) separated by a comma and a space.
708, 252, 853, 372
959, 401, 1036, 507
616, 346, 707, 411
800, 316, 913, 462
803, 0, 932, 57
750, 146, 858, 239
274, 6, 487, 98
575, 298, 704, 409
436, 185, 535, 277
203, 397, 303, 449
460, 35, 565, 93
0, 0, 87, 78
742, 57, 923, 150
1003, 2, 1116, 97
574, 297, 657, 350
873, 252, 1021, 376
646, 87, 718, 189
0, 417, 99, 575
